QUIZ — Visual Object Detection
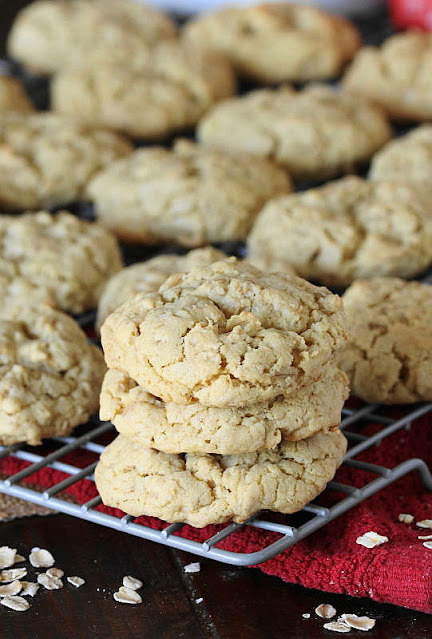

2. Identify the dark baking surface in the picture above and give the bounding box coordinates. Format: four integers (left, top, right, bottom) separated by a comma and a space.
0, 1, 431, 637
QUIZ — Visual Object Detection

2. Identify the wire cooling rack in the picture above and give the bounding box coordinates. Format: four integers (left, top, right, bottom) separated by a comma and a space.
0, 401, 431, 567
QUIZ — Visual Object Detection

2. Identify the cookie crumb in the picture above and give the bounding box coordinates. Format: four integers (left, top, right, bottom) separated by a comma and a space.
323, 621, 351, 633
356, 531, 388, 548
67, 576, 85, 588
0, 595, 30, 611
340, 613, 376, 631
416, 520, 432, 529
122, 576, 142, 591
315, 603, 337, 619
29, 548, 55, 568
398, 513, 413, 524
184, 562, 200, 574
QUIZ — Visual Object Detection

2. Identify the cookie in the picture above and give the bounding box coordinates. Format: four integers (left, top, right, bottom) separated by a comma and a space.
7, 0, 177, 74
370, 125, 432, 183
95, 429, 347, 527
198, 84, 391, 180
0, 307, 106, 445
87, 140, 291, 244
100, 365, 349, 454
97, 247, 227, 330
183, 3, 360, 83
52, 43, 236, 140
339, 278, 432, 404
0, 211, 123, 315
343, 31, 432, 121
101, 259, 348, 407
0, 112, 131, 210
247, 176, 432, 287
0, 76, 33, 114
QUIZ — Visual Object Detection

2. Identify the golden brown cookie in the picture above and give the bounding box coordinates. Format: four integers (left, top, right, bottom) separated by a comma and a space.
87, 140, 291, 244
183, 3, 361, 83
0, 211, 123, 315
7, 0, 177, 74
95, 429, 347, 527
247, 176, 432, 287
101, 259, 348, 407
343, 31, 432, 121
0, 112, 131, 210
96, 247, 227, 331
100, 365, 349, 454
370, 125, 432, 182
52, 43, 236, 140
198, 84, 391, 180
0, 307, 106, 445
339, 278, 432, 404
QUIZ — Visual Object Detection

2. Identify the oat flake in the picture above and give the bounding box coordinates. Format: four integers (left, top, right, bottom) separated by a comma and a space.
37, 572, 63, 590
122, 576, 142, 591
302, 613, 311, 619
20, 582, 39, 597
416, 520, 432, 529
398, 514, 414, 524
356, 531, 389, 548
340, 613, 376, 631
113, 586, 142, 604
0, 547, 17, 570
0, 581, 22, 597
315, 603, 336, 619
0, 568, 27, 583
0, 595, 30, 611
323, 621, 351, 633
46, 567, 64, 579
418, 534, 432, 540
423, 541, 432, 550
67, 576, 85, 588
29, 548, 55, 568
184, 562, 200, 574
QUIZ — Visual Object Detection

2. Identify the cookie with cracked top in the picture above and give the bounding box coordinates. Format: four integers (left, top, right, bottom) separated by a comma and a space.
370, 125, 432, 183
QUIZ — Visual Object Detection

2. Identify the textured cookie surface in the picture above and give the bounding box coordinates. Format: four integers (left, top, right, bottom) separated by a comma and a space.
101, 259, 348, 407
198, 84, 391, 180
97, 247, 227, 330
0, 211, 123, 315
183, 3, 360, 83
247, 176, 432, 287
0, 76, 34, 114
339, 278, 432, 404
343, 31, 432, 121
95, 429, 347, 527
88, 140, 291, 244
0, 307, 106, 445
52, 43, 236, 139
370, 125, 432, 182
7, 0, 176, 74
100, 365, 349, 454
0, 112, 131, 210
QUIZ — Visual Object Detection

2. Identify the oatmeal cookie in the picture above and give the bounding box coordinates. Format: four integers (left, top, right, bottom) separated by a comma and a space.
183, 3, 360, 83
96, 247, 227, 330
52, 43, 236, 139
100, 365, 349, 454
0, 112, 131, 210
247, 176, 432, 287
7, 0, 177, 74
95, 429, 347, 527
87, 140, 291, 244
0, 307, 106, 445
339, 278, 432, 404
0, 211, 123, 315
101, 259, 348, 407
343, 31, 432, 121
370, 125, 432, 182
198, 84, 391, 180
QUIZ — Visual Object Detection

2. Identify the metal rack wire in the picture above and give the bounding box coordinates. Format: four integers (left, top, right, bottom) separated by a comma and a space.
0, 401, 431, 567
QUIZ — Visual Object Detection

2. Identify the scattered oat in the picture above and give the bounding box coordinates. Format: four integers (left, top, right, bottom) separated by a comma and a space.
315, 603, 337, 619
0, 581, 22, 597
423, 541, 432, 550
0, 595, 30, 611
113, 586, 142, 604
323, 621, 351, 633
13, 555, 25, 564
37, 572, 63, 590
356, 532, 389, 548
20, 582, 39, 597
46, 567, 64, 579
195, 597, 203, 604
0, 547, 18, 569
0, 568, 27, 583
340, 613, 376, 631
184, 562, 200, 574
302, 613, 311, 619
416, 520, 432, 529
29, 548, 55, 568
398, 513, 414, 524
122, 576, 142, 591
418, 534, 432, 540
67, 576, 85, 588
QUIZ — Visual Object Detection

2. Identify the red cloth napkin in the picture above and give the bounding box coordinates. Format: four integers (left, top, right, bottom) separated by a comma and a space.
1, 412, 431, 613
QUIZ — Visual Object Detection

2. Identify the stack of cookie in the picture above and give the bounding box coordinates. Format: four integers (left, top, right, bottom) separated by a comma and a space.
95, 260, 349, 528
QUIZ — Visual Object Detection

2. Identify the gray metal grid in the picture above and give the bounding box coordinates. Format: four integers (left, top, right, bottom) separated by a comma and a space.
0, 401, 431, 567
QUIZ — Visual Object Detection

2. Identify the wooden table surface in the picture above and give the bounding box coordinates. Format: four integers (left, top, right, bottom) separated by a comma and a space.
0, 512, 431, 639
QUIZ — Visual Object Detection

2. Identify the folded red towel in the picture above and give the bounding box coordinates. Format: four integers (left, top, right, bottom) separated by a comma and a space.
1, 413, 431, 613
